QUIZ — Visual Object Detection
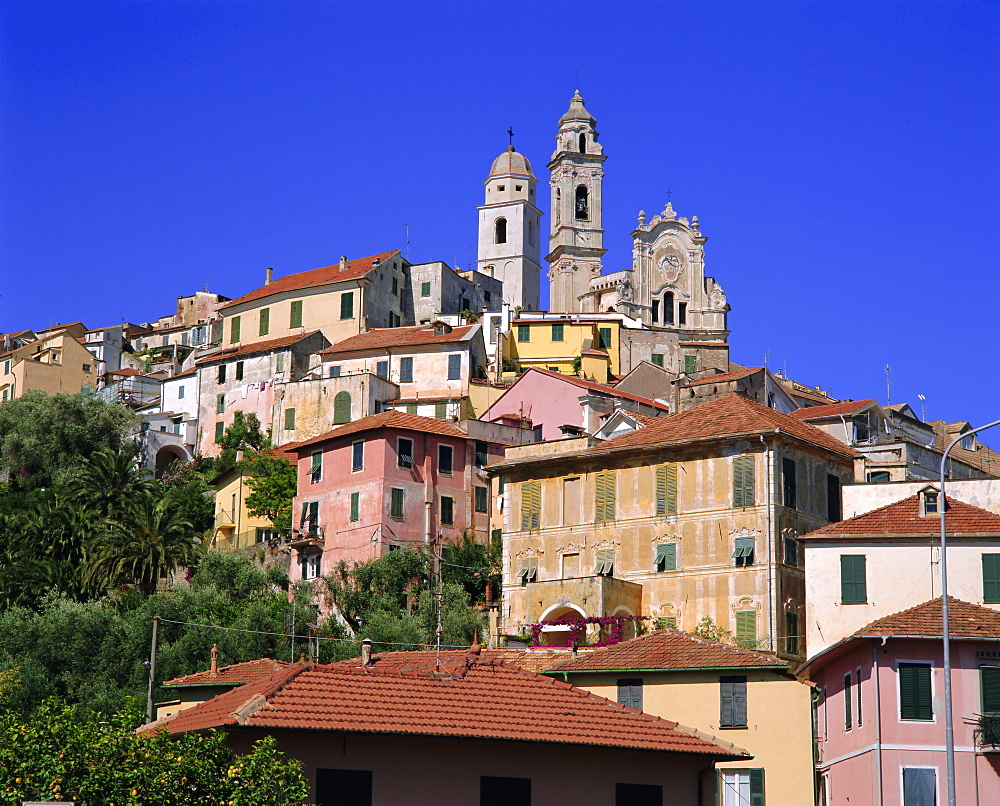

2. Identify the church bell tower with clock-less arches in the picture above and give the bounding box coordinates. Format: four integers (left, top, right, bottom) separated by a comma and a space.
546, 91, 606, 312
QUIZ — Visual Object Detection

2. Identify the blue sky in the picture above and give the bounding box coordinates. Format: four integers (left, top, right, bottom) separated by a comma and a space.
2, 1, 998, 432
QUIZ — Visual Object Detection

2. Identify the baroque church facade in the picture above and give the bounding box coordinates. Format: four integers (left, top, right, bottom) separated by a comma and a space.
478, 92, 730, 378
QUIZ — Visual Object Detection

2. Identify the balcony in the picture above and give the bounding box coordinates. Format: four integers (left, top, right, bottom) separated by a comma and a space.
288, 525, 325, 548
973, 714, 1000, 751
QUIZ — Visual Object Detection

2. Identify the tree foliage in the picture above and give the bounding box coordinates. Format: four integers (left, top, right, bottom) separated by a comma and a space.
241, 453, 297, 530
0, 699, 308, 806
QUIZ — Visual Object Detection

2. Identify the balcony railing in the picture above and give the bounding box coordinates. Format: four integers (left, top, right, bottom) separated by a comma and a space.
973, 714, 1000, 750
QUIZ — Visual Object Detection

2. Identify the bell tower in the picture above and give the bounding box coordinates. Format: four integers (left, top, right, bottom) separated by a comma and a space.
546, 91, 606, 312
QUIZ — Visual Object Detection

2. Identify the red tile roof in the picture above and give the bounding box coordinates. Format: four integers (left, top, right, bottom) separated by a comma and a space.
599, 394, 859, 459
802, 493, 1000, 539
547, 629, 789, 673
855, 597, 1000, 639
221, 251, 400, 309
288, 410, 469, 451
325, 648, 575, 674
320, 324, 477, 355
194, 331, 323, 365
683, 366, 762, 387
522, 367, 669, 411
930, 420, 1000, 476
789, 398, 879, 420
163, 658, 292, 687
142, 657, 748, 758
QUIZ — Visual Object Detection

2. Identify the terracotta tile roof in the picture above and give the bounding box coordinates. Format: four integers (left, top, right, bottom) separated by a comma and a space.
221, 251, 400, 310
109, 367, 145, 377
288, 410, 469, 451
855, 597, 1000, 639
525, 368, 670, 411
320, 324, 476, 356
143, 658, 748, 758
930, 420, 1000, 476
163, 658, 292, 687
783, 386, 837, 404
580, 348, 609, 357
194, 331, 322, 365
599, 394, 860, 459
326, 648, 576, 675
789, 399, 878, 419
547, 629, 789, 673
802, 493, 1000, 539
683, 367, 762, 387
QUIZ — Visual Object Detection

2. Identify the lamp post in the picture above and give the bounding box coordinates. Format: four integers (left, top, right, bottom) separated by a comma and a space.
939, 418, 1000, 806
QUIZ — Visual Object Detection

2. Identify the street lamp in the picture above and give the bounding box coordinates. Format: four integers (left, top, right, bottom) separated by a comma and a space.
939, 418, 1000, 806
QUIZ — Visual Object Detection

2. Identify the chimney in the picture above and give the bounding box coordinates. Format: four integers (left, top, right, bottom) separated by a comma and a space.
361, 638, 373, 667
469, 632, 481, 657
210, 644, 219, 675
265, 267, 273, 286
339, 256, 349, 272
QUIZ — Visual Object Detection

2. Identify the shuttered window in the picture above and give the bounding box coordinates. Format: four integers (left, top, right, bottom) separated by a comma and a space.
594, 549, 615, 576
440, 496, 454, 525
517, 325, 530, 343
475, 441, 489, 467
551, 323, 564, 342
216, 393, 225, 414
230, 316, 241, 343
595, 472, 616, 522
214, 421, 224, 442
352, 440, 364, 471
474, 486, 488, 513
349, 492, 360, 522
827, 473, 842, 521
599, 327, 612, 348
733, 454, 755, 507
720, 676, 747, 727
844, 674, 853, 730
235, 361, 244, 381
651, 353, 664, 367
617, 679, 643, 711
984, 554, 1000, 603
339, 292, 354, 320
399, 356, 413, 383
982, 666, 1000, 713
782, 457, 797, 509
840, 555, 867, 603
438, 445, 453, 475
289, 300, 303, 328
397, 438, 414, 469
749, 769, 765, 806
309, 450, 322, 483
656, 616, 677, 629
899, 662, 933, 720
434, 402, 447, 419
258, 308, 269, 336
520, 481, 540, 530
655, 464, 677, 515
684, 354, 697, 373
333, 392, 351, 424
786, 611, 799, 655
517, 557, 537, 584
447, 353, 461, 379
284, 407, 296, 430
217, 364, 227, 383
735, 611, 757, 648
733, 534, 755, 567
655, 543, 676, 572
389, 488, 404, 519
420, 282, 431, 297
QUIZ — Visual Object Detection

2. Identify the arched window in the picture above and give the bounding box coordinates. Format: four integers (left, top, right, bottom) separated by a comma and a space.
578, 133, 587, 153
495, 217, 507, 244
663, 292, 675, 325
333, 391, 351, 424
527, 218, 534, 246
575, 186, 589, 220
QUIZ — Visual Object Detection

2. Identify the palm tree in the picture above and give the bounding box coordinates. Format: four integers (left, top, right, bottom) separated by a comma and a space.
85, 492, 202, 595
69, 444, 153, 520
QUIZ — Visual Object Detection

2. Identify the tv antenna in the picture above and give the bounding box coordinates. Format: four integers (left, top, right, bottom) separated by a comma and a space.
403, 223, 410, 260
763, 347, 771, 368
917, 393, 927, 422
885, 364, 893, 405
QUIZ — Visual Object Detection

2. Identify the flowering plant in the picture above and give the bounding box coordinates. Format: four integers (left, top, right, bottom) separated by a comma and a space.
528, 614, 649, 648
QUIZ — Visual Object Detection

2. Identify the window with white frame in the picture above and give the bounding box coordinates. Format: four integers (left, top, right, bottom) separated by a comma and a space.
720, 769, 764, 806
901, 767, 936, 806
300, 552, 320, 580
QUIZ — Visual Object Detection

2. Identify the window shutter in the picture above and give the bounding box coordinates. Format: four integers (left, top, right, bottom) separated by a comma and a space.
284, 407, 295, 430
733, 456, 746, 507
448, 353, 461, 379
521, 482, 540, 530
310, 451, 322, 479
290, 300, 303, 328
984, 554, 1000, 603
333, 392, 351, 424
749, 768, 765, 806
656, 544, 676, 572
720, 677, 747, 727
736, 611, 756, 647
259, 308, 269, 336
841, 555, 867, 603
899, 663, 932, 720
720, 680, 735, 726
617, 679, 642, 711
844, 674, 852, 730
230, 316, 241, 343
340, 292, 353, 320
350, 492, 359, 522
605, 473, 615, 521
595, 473, 605, 522
656, 464, 677, 515
983, 667, 1000, 713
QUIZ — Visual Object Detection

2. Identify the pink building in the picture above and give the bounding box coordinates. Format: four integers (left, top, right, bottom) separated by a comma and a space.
800, 597, 1000, 805
287, 411, 503, 583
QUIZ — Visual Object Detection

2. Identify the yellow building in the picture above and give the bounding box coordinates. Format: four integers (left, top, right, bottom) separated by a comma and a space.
0, 326, 99, 402
504, 315, 621, 380
547, 628, 815, 806
209, 462, 284, 552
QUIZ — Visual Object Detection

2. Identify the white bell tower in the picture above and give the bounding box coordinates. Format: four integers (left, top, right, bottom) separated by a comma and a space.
477, 145, 544, 311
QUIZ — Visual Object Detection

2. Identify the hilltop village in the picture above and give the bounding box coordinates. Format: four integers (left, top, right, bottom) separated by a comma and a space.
4, 93, 1000, 806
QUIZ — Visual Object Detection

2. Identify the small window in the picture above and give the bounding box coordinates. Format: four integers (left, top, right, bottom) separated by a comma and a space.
856, 668, 863, 726
902, 767, 936, 806
517, 324, 530, 343
517, 557, 538, 584
867, 470, 891, 483
340, 292, 354, 320
258, 308, 269, 336
216, 393, 225, 414
617, 678, 642, 710
390, 487, 405, 519
391, 276, 398, 295
495, 217, 507, 244
218, 364, 227, 383
82, 363, 92, 372
520, 481, 541, 529
440, 495, 454, 525
786, 611, 799, 655
230, 316, 241, 343
235, 361, 244, 381
655, 464, 677, 515
527, 218, 534, 246
595, 471, 616, 522
784, 535, 799, 566
678, 302, 687, 325
434, 402, 447, 419
328, 365, 341, 378
735, 611, 757, 648
656, 616, 677, 629
662, 292, 675, 325
214, 421, 224, 442
684, 354, 697, 373
349, 491, 360, 522
352, 440, 364, 472
376, 360, 388, 379
782, 457, 797, 510
399, 356, 414, 383
475, 440, 489, 467
551, 323, 564, 342
594, 549, 614, 576
651, 300, 659, 324
177, 386, 185, 399
333, 391, 351, 424
474, 486, 488, 513
720, 676, 748, 727
480, 776, 529, 806
962, 434, 975, 451
733, 455, 755, 507
275, 353, 284, 374
899, 663, 932, 720
655, 543, 676, 572
438, 444, 453, 475
844, 673, 853, 730
497, 184, 505, 191
733, 534, 755, 567
309, 450, 322, 483
289, 300, 303, 328
300, 553, 320, 580
598, 327, 612, 348
575, 185, 588, 220
397, 437, 414, 469
421, 281, 431, 297
922, 490, 940, 516
827, 473, 842, 521
447, 353, 461, 380
284, 407, 295, 430
840, 555, 867, 603
651, 353, 664, 367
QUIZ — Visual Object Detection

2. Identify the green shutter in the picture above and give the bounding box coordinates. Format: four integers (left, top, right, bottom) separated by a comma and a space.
521, 482, 540, 530
230, 316, 241, 343
259, 308, 269, 336
655, 543, 676, 572
390, 488, 404, 518
214, 421, 224, 442
350, 492, 360, 521
595, 472, 615, 522
551, 323, 564, 342
656, 616, 677, 629
651, 353, 664, 367
984, 554, 1000, 603
475, 486, 488, 513
284, 407, 295, 430
684, 354, 697, 373
749, 768, 765, 806
655, 463, 678, 514
289, 300, 303, 328
733, 455, 755, 507
517, 324, 530, 343
421, 282, 431, 297
216, 393, 225, 414
340, 292, 354, 320
736, 611, 757, 648
599, 327, 612, 348
899, 663, 932, 720
333, 392, 351, 424
435, 403, 447, 419
310, 451, 322, 479
441, 496, 454, 525
982, 667, 1000, 713
841, 555, 867, 604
